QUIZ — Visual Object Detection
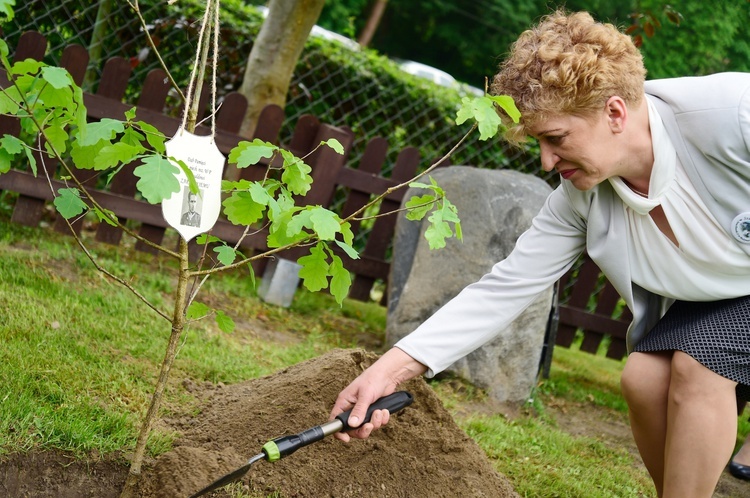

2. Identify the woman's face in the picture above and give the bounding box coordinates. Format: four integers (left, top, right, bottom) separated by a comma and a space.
529, 102, 627, 191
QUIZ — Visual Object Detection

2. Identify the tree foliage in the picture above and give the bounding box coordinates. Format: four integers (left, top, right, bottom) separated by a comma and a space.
636, 0, 750, 78
313, 0, 750, 85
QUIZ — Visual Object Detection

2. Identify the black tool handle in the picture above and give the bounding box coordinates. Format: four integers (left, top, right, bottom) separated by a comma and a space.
336, 390, 414, 431
268, 426, 326, 460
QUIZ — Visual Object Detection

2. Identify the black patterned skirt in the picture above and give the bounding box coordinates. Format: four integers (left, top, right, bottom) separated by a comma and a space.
633, 295, 750, 401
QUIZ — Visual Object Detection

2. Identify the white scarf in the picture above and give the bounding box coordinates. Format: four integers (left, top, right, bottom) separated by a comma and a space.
608, 98, 676, 215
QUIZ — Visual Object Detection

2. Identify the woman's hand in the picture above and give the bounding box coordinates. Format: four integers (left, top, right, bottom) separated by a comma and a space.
330, 347, 427, 442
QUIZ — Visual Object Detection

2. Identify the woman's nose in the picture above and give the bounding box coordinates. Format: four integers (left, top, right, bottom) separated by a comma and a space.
539, 144, 559, 172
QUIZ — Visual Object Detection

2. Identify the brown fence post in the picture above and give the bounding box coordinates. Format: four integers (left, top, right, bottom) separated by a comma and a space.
339, 137, 389, 237
349, 146, 420, 302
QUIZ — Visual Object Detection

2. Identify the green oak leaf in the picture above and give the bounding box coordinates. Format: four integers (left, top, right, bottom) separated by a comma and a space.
121, 126, 145, 147
333, 219, 360, 258
339, 221, 355, 247
267, 208, 296, 248
286, 208, 313, 237
487, 95, 521, 123
228, 138, 276, 168
424, 209, 454, 250
456, 96, 503, 141
280, 149, 312, 195
1, 134, 24, 155
133, 153, 180, 204
222, 191, 266, 225
0, 86, 20, 114
309, 207, 341, 240
72, 85, 87, 134
454, 220, 463, 240
186, 301, 210, 320
405, 194, 436, 221
135, 120, 166, 154
93, 206, 118, 226
53, 188, 88, 219
288, 206, 341, 241
70, 140, 108, 170
329, 254, 351, 305
334, 239, 359, 260
266, 187, 295, 221
77, 119, 124, 147
215, 310, 235, 333
12, 59, 43, 77
13, 73, 36, 96
196, 234, 222, 245
169, 157, 199, 195
222, 179, 251, 191
97, 142, 143, 170
42, 124, 68, 156
298, 243, 330, 292
40, 66, 72, 89
24, 146, 36, 176
441, 200, 462, 240
38, 83, 74, 110
214, 245, 237, 266
408, 176, 443, 194
248, 181, 274, 205
0, 0, 15, 21
0, 148, 12, 173
321, 138, 344, 155
443, 204, 460, 223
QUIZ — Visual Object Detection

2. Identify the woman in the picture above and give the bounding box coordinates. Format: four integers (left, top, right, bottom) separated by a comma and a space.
330, 10, 750, 498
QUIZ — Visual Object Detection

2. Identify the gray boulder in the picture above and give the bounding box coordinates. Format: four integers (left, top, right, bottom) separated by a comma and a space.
386, 166, 554, 402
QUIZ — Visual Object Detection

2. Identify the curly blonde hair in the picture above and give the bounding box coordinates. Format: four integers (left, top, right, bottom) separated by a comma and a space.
491, 10, 646, 144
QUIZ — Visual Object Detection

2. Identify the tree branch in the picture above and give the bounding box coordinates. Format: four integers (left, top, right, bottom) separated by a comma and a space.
125, 0, 186, 103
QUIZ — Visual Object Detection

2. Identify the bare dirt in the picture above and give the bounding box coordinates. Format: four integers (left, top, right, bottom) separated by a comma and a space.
1, 348, 748, 498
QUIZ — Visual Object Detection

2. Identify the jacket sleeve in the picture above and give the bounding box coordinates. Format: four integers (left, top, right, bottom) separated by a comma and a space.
395, 185, 589, 377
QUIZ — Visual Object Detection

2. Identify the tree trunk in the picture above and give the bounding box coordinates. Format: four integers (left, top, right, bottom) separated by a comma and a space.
237, 0, 325, 144
119, 239, 191, 498
120, 6, 214, 493
82, 0, 114, 92
358, 0, 388, 47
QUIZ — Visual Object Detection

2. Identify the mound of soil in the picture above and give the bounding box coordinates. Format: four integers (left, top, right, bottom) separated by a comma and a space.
138, 348, 519, 498
2, 348, 749, 497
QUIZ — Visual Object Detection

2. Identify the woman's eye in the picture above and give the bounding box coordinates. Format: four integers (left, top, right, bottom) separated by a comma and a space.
546, 135, 563, 145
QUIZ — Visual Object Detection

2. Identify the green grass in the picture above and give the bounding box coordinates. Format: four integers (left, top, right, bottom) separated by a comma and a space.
2, 216, 748, 497
0, 220, 384, 458
463, 415, 650, 498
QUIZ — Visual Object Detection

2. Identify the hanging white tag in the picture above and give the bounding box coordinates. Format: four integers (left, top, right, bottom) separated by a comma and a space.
161, 128, 225, 242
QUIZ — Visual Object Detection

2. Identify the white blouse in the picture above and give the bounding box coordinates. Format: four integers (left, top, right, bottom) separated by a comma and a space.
608, 97, 750, 301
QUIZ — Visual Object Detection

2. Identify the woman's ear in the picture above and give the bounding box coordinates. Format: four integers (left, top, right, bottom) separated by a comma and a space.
606, 96, 628, 133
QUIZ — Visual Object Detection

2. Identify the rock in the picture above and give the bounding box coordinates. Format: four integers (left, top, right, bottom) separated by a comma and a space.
386, 166, 554, 402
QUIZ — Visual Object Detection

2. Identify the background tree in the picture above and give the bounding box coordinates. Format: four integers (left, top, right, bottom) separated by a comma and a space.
238, 0, 325, 142
357, 0, 387, 47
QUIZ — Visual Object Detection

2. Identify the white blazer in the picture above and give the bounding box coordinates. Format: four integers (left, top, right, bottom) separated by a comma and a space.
396, 73, 750, 377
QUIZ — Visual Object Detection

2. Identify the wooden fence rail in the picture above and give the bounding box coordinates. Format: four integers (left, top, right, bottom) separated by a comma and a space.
1, 31, 633, 366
